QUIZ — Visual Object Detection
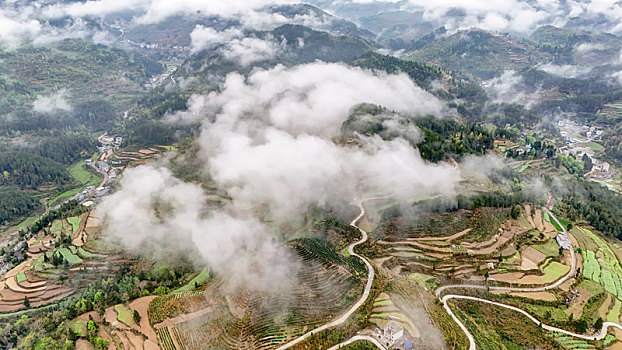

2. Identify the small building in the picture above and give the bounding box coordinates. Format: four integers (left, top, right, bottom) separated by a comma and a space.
385, 321, 404, 345
556, 233, 572, 250
402, 339, 414, 350
602, 162, 610, 172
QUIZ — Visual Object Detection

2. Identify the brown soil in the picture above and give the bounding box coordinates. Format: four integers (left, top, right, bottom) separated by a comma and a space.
75, 339, 95, 350
153, 306, 213, 329
5, 277, 46, 293
559, 278, 576, 292
598, 293, 613, 320
533, 209, 544, 232
491, 290, 557, 301
412, 228, 472, 242
520, 247, 546, 270
524, 205, 535, 228
104, 305, 129, 330
77, 311, 102, 323
567, 287, 593, 319
72, 213, 90, 247
129, 296, 158, 342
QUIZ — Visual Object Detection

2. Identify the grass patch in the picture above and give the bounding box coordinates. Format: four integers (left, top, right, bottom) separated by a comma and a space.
158, 145, 178, 151
17, 216, 37, 231
68, 162, 99, 185
578, 280, 605, 295
517, 160, 533, 173
115, 304, 135, 326
174, 267, 210, 292
67, 215, 82, 234
49, 162, 101, 205
76, 247, 104, 259
57, 247, 83, 265
532, 239, 561, 257
542, 262, 570, 283
71, 320, 87, 337
50, 219, 64, 235
579, 228, 622, 299
571, 227, 599, 251
607, 299, 621, 323
551, 332, 596, 349
16, 272, 27, 283
584, 142, 604, 152
550, 219, 563, 232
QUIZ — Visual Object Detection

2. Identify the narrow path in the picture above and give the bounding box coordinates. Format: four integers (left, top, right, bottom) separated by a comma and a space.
276, 196, 389, 350
436, 208, 616, 350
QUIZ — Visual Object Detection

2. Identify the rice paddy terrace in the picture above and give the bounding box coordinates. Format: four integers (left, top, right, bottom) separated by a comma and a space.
0, 211, 123, 314
67, 219, 368, 350
0, 146, 168, 314
373, 204, 568, 287
368, 200, 622, 349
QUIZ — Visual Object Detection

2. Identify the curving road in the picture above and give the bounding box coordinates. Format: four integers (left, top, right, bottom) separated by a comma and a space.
276, 196, 389, 350
326, 335, 386, 350
443, 295, 622, 343
436, 208, 619, 350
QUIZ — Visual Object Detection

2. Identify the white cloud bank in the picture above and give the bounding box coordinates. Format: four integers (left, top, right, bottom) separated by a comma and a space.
101, 62, 460, 289
2, 0, 622, 48
32, 89, 72, 114
189, 26, 282, 65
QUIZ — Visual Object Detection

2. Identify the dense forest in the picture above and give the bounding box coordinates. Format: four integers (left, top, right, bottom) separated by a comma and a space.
561, 180, 622, 239
350, 52, 443, 89
0, 151, 70, 189
0, 187, 39, 224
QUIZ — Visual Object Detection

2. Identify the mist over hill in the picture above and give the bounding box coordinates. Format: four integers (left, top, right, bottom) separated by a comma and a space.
2, 1, 622, 350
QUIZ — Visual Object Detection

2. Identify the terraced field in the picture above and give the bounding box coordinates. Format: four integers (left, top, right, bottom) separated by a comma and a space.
550, 333, 596, 350
369, 292, 419, 337
578, 228, 622, 299
0, 211, 119, 313
374, 205, 569, 290
147, 235, 366, 350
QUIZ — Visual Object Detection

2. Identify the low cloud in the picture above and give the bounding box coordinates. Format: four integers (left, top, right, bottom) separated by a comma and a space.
575, 43, 606, 54
539, 63, 592, 79
0, 8, 42, 49
483, 70, 541, 106
103, 62, 460, 290
315, 0, 622, 36
99, 164, 296, 291
190, 26, 282, 66
32, 89, 72, 114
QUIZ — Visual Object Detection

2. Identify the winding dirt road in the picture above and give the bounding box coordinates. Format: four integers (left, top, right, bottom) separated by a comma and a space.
276, 197, 388, 350
437, 209, 619, 350
325, 335, 386, 350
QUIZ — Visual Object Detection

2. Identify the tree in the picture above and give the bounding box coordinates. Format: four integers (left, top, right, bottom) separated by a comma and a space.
582, 153, 593, 173
133, 310, 141, 324
23, 296, 30, 308
595, 317, 603, 330
511, 205, 521, 220
576, 319, 588, 333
